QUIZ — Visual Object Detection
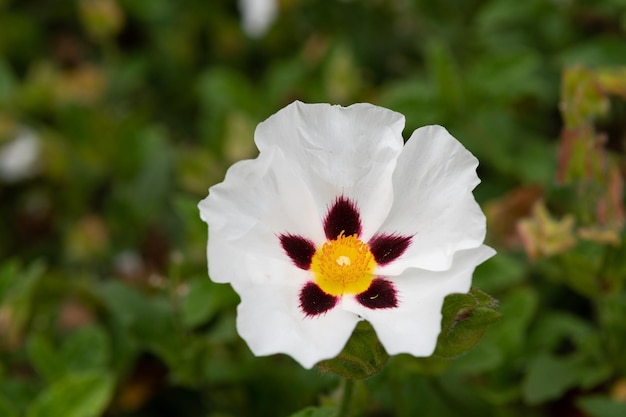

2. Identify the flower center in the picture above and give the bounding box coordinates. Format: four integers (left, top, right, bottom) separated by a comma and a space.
310, 232, 376, 296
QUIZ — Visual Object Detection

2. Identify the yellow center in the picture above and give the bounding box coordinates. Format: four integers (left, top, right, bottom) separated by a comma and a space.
310, 232, 376, 296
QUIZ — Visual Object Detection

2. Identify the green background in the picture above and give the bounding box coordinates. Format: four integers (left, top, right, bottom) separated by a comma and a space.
1, 0, 626, 416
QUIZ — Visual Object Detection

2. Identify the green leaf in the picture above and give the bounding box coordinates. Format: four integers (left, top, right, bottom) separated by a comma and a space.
0, 260, 45, 342
27, 372, 114, 417
523, 352, 611, 405
425, 39, 464, 111
489, 287, 538, 355
288, 406, 337, 417
0, 395, 18, 417
380, 77, 441, 128
577, 396, 626, 417
26, 334, 65, 382
559, 39, 626, 68
197, 67, 256, 114
0, 259, 44, 304
180, 278, 237, 329
61, 325, 110, 372
453, 287, 538, 375
0, 57, 16, 102
529, 312, 594, 353
98, 281, 182, 367
449, 339, 503, 374
597, 293, 626, 374
468, 52, 547, 102
434, 287, 501, 359
116, 126, 173, 226
523, 354, 581, 405
316, 321, 389, 380
472, 253, 525, 293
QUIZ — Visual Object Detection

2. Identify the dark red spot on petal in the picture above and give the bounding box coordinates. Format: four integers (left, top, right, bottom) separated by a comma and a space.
357, 278, 398, 309
368, 234, 412, 265
299, 282, 338, 317
324, 196, 362, 240
279, 234, 316, 270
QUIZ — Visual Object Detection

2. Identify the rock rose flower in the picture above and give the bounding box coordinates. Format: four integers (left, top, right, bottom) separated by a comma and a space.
198, 101, 494, 369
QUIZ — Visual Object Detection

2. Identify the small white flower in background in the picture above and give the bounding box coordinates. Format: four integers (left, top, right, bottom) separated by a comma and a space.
239, 0, 278, 38
198, 101, 495, 369
0, 128, 41, 183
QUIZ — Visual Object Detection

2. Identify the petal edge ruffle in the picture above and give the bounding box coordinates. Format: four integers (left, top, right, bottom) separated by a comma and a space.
234, 280, 359, 368
376, 125, 486, 274
344, 245, 495, 356
254, 101, 406, 239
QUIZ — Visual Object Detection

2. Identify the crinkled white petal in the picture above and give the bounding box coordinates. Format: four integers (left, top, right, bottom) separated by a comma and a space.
343, 245, 495, 356
199, 102, 494, 367
199, 146, 324, 284
233, 278, 360, 369
376, 125, 486, 274
254, 101, 405, 239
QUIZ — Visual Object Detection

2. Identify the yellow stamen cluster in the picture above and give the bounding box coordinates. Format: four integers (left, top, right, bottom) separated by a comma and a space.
310, 232, 376, 296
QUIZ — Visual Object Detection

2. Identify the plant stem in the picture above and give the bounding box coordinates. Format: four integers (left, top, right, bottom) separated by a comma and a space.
337, 378, 355, 417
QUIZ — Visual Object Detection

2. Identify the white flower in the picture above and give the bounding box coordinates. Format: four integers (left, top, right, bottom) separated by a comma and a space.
239, 0, 278, 38
0, 128, 41, 183
198, 101, 495, 369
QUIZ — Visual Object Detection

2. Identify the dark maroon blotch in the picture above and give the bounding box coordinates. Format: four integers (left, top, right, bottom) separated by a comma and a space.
324, 196, 362, 240
368, 234, 412, 265
357, 278, 398, 309
279, 234, 316, 270
299, 282, 338, 317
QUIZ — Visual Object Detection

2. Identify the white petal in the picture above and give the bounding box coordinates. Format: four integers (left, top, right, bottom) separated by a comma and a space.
376, 125, 486, 273
254, 101, 405, 239
199, 146, 325, 285
234, 279, 360, 369
343, 245, 495, 357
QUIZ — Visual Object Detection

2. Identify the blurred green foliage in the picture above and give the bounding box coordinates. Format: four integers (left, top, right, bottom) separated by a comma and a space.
1, 0, 626, 416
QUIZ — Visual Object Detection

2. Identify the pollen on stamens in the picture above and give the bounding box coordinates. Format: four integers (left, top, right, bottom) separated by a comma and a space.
310, 232, 376, 297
